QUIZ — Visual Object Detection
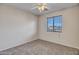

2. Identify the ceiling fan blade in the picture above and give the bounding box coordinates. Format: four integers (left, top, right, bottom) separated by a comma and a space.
31, 7, 37, 10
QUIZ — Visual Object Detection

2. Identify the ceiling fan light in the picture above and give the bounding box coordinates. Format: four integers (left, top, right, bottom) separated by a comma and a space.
36, 3, 48, 12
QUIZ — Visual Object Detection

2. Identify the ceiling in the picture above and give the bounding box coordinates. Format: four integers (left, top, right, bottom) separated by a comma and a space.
2, 3, 78, 15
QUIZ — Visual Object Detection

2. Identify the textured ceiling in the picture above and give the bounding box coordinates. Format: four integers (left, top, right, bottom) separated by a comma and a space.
2, 3, 78, 15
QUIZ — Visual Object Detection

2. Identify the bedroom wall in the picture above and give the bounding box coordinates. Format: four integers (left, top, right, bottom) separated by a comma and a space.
0, 5, 37, 51
38, 6, 79, 49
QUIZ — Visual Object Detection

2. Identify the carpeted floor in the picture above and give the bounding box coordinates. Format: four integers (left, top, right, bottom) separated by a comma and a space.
0, 39, 79, 55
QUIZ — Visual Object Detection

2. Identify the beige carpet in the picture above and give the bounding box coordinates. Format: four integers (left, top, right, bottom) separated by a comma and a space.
0, 39, 79, 55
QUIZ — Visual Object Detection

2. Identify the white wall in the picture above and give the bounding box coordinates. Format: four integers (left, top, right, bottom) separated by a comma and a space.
0, 5, 37, 51
39, 6, 79, 49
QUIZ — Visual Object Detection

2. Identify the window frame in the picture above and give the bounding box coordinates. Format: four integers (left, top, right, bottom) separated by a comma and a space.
47, 17, 53, 32
47, 15, 62, 32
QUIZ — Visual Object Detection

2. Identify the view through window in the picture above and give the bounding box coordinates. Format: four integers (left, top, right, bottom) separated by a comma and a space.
47, 15, 62, 32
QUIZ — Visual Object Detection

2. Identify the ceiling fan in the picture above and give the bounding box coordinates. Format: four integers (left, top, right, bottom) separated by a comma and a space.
32, 3, 49, 12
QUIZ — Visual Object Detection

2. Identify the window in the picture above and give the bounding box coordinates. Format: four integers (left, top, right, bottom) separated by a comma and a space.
47, 15, 62, 32
47, 17, 53, 32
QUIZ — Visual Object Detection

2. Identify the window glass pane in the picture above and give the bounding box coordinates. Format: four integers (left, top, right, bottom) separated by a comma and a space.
53, 16, 62, 32
47, 17, 53, 32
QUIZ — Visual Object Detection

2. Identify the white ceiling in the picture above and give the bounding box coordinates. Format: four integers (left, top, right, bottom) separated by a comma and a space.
2, 3, 78, 15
